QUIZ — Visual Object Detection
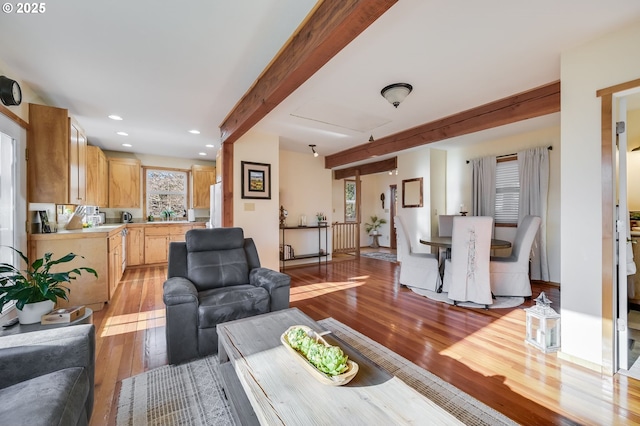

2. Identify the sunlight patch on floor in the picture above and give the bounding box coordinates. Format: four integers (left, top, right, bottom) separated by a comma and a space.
101, 308, 166, 337
290, 281, 365, 302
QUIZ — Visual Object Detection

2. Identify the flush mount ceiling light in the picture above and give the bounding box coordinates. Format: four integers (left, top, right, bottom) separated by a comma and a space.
189, 130, 200, 134
116, 131, 128, 136
381, 83, 413, 108
108, 115, 123, 121
309, 144, 319, 157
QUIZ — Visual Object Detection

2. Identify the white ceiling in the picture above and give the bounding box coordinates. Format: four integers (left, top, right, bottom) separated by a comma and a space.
2, 0, 640, 164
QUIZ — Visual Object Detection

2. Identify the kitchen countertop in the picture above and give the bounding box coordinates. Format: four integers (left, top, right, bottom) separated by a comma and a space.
30, 221, 206, 240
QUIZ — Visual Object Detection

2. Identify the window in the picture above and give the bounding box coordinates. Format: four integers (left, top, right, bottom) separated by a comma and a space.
0, 130, 16, 316
494, 159, 519, 225
145, 168, 188, 218
345, 180, 357, 222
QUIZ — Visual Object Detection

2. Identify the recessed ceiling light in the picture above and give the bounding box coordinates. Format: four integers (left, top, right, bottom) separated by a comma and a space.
117, 131, 128, 136
205, 144, 214, 148
122, 143, 132, 148
108, 115, 123, 121
189, 130, 201, 134
198, 152, 206, 156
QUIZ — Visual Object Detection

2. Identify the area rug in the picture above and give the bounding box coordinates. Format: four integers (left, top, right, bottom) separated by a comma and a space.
409, 287, 525, 309
116, 318, 517, 426
360, 251, 397, 262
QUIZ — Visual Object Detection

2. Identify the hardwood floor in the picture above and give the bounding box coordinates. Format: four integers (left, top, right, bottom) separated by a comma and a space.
91, 256, 640, 426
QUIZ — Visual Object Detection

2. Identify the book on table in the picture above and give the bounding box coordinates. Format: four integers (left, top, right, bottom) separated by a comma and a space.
41, 306, 86, 324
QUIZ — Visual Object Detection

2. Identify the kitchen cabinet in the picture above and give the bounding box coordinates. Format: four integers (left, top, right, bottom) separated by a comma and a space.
143, 223, 205, 265
192, 164, 216, 208
109, 157, 141, 208
69, 118, 87, 204
28, 103, 87, 204
108, 230, 123, 299
126, 226, 145, 266
29, 232, 109, 311
86, 145, 108, 207
144, 226, 169, 264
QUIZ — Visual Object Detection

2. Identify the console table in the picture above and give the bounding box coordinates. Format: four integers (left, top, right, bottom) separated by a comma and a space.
279, 225, 329, 271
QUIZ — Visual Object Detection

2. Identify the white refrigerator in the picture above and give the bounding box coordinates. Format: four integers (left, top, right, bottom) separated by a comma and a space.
209, 183, 222, 228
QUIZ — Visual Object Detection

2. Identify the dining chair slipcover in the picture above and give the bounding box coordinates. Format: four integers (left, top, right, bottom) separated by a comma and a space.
443, 216, 494, 307
394, 215, 441, 291
490, 215, 541, 297
438, 215, 455, 237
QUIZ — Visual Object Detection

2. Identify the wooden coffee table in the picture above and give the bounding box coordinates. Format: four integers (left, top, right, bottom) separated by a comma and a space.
217, 308, 462, 425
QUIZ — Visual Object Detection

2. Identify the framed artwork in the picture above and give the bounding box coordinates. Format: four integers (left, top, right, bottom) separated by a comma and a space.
241, 161, 271, 199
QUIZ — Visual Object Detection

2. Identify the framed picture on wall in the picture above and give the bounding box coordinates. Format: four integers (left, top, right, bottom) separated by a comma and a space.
241, 161, 271, 199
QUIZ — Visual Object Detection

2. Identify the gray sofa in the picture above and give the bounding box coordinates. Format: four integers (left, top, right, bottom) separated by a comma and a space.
163, 227, 291, 364
0, 324, 95, 426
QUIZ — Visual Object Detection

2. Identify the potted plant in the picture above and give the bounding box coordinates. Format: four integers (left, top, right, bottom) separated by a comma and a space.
0, 247, 98, 324
364, 215, 387, 235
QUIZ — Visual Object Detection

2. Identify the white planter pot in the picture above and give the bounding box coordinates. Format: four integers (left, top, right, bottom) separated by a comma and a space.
17, 300, 55, 325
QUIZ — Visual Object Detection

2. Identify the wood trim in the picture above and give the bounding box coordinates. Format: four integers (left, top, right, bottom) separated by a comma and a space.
219, 0, 397, 145
333, 157, 397, 180
325, 81, 560, 169
222, 142, 233, 227
600, 93, 615, 375
596, 77, 640, 98
0, 104, 29, 129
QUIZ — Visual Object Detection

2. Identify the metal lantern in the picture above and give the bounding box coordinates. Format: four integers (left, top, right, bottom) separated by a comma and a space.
524, 292, 561, 353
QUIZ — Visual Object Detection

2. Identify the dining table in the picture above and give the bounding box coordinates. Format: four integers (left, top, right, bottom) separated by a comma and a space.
419, 236, 512, 292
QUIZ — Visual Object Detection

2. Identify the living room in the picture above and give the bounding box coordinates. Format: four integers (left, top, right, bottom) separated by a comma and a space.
2, 1, 640, 424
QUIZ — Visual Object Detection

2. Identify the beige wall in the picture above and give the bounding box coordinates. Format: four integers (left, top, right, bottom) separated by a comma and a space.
561, 19, 640, 368
279, 149, 332, 265
628, 109, 640, 211
233, 131, 281, 271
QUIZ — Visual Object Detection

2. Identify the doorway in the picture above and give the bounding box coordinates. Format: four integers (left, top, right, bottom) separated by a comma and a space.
390, 184, 397, 249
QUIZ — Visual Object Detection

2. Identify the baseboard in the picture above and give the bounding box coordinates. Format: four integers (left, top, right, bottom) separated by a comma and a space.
557, 350, 603, 373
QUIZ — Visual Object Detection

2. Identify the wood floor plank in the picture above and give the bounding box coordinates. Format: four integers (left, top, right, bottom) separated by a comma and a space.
90, 255, 640, 426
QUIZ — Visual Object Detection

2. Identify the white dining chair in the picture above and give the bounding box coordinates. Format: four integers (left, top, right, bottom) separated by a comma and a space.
442, 216, 494, 308
438, 215, 455, 237
490, 215, 541, 297
394, 216, 441, 291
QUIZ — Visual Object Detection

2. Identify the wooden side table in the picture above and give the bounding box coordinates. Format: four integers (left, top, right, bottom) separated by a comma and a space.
0, 308, 93, 337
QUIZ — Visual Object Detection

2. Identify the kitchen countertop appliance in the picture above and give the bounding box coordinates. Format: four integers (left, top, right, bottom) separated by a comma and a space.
122, 211, 133, 223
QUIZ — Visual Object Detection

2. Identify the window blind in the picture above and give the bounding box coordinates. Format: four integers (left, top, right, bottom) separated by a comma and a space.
494, 160, 519, 224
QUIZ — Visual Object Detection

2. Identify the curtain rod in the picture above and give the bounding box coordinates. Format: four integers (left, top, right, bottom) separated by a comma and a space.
466, 145, 552, 164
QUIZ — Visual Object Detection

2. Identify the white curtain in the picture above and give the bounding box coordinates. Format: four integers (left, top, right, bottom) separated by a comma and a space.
471, 156, 496, 217
517, 146, 550, 281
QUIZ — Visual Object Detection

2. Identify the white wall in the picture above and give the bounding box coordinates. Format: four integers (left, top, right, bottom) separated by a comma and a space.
396, 147, 436, 254
445, 125, 561, 282
233, 131, 281, 271
561, 19, 640, 368
279, 149, 332, 266
359, 173, 397, 247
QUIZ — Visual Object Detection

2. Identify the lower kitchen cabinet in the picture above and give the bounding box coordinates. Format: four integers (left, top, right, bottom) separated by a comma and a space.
126, 226, 145, 266
29, 232, 110, 311
108, 230, 123, 299
143, 223, 205, 265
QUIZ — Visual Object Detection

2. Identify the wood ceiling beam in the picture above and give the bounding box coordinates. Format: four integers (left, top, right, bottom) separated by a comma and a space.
219, 0, 398, 145
324, 81, 561, 169
333, 157, 397, 180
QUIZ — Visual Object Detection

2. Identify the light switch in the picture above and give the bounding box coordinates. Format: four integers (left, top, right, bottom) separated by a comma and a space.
244, 203, 255, 211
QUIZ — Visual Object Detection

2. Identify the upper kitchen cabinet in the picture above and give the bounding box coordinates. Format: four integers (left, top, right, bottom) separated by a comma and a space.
69, 118, 87, 204
86, 145, 108, 207
192, 164, 216, 209
109, 157, 141, 208
28, 103, 87, 204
